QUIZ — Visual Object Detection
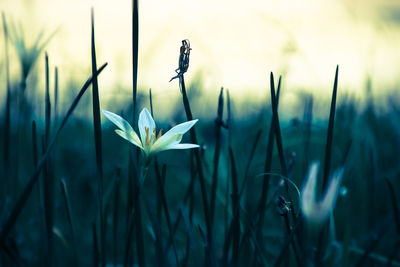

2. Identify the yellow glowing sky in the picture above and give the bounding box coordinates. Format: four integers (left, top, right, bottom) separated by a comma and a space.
2, 0, 400, 105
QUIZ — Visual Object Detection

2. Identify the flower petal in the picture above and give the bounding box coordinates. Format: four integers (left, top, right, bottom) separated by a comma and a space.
115, 130, 143, 149
138, 108, 156, 146
319, 167, 343, 217
301, 161, 319, 219
102, 110, 143, 147
151, 119, 198, 153
164, 143, 199, 150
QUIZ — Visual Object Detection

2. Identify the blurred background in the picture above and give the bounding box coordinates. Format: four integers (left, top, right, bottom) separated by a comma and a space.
1, 0, 400, 117
1, 0, 400, 266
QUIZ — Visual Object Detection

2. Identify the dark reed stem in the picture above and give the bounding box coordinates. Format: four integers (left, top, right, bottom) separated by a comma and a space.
316, 66, 339, 265
54, 67, 59, 122
90, 10, 105, 267
282, 213, 301, 266
269, 74, 287, 177
225, 89, 232, 242
132, 0, 139, 125
149, 88, 154, 116
178, 75, 213, 263
239, 129, 262, 197
257, 76, 281, 231
113, 170, 121, 267
154, 162, 180, 266
2, 13, 11, 192
60, 179, 78, 266
92, 222, 99, 267
123, 209, 135, 267
134, 164, 148, 267
32, 120, 45, 265
274, 215, 304, 267
43, 52, 54, 267
229, 147, 240, 265
210, 87, 224, 227
322, 65, 339, 190
385, 178, 400, 234
0, 63, 108, 247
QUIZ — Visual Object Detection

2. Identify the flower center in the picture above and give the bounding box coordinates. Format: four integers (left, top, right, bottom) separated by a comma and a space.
145, 127, 163, 146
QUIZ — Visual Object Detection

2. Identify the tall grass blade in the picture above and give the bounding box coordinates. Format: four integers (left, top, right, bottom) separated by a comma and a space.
2, 13, 11, 192
229, 147, 240, 265
210, 87, 224, 227
134, 181, 146, 267
385, 178, 400, 234
113, 169, 121, 267
43, 52, 55, 266
316, 66, 339, 264
269, 74, 287, 177
274, 215, 303, 267
132, 0, 139, 124
322, 65, 339, 189
60, 178, 78, 266
90, 9, 105, 267
253, 76, 282, 265
154, 162, 180, 266
178, 76, 212, 263
257, 75, 281, 230
0, 62, 108, 246
239, 129, 262, 197
385, 177, 400, 266
123, 210, 135, 267
54, 67, 59, 122
92, 222, 99, 267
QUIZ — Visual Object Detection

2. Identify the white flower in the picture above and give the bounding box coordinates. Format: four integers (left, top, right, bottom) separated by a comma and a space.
301, 161, 344, 225
102, 108, 199, 157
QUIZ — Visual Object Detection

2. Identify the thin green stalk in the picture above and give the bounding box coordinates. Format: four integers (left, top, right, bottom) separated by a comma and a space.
257, 76, 281, 229
123, 209, 136, 267
210, 87, 224, 227
54, 67, 59, 122
134, 163, 148, 267
385, 178, 400, 234
239, 129, 262, 197
274, 215, 304, 267
0, 62, 108, 247
316, 66, 339, 265
322, 65, 339, 190
90, 10, 105, 267
178, 75, 213, 264
229, 147, 240, 265
43, 52, 54, 267
132, 0, 139, 125
113, 169, 121, 267
154, 162, 180, 266
60, 178, 78, 266
2, 13, 11, 195
92, 222, 99, 267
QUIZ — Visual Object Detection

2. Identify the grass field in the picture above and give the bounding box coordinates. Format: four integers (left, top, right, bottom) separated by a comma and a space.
1, 3, 400, 267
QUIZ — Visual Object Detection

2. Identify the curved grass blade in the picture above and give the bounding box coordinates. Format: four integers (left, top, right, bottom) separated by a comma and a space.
60, 178, 78, 266
322, 65, 339, 190
229, 147, 240, 265
90, 9, 105, 267
178, 75, 212, 263
2, 13, 11, 191
0, 62, 108, 247
210, 87, 224, 227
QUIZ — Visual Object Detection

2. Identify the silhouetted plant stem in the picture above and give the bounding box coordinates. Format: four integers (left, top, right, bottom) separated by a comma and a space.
0, 62, 108, 247
90, 10, 105, 267
178, 75, 213, 264
2, 14, 11, 197
210, 87, 224, 228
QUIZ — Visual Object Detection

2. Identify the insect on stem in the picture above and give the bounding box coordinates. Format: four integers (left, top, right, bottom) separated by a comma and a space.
169, 39, 191, 82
